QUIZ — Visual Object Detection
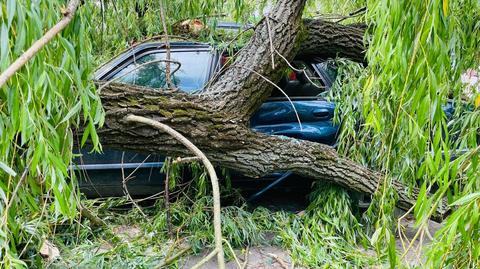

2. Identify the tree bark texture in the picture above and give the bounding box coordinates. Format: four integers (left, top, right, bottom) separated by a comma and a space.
94, 0, 448, 220
298, 19, 366, 63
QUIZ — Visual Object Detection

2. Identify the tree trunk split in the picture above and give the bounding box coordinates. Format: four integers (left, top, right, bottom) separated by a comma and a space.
94, 0, 448, 220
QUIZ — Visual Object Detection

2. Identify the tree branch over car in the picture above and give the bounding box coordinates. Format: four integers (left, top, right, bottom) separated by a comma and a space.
91, 0, 447, 219
0, 0, 447, 220
1, 0, 452, 243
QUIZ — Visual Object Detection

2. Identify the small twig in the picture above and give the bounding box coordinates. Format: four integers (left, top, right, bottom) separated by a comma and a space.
2, 159, 33, 224
79, 205, 107, 227
0, 0, 80, 88
172, 156, 201, 164
313, 7, 366, 23
230, 64, 303, 130
123, 154, 151, 183
190, 249, 219, 269
336, 7, 367, 23
266, 15, 275, 69
100, 0, 105, 51
397, 205, 416, 256
164, 161, 173, 237
274, 48, 326, 90
241, 246, 249, 269
121, 152, 147, 218
154, 245, 192, 269
158, 0, 174, 88
223, 239, 243, 269
266, 252, 289, 269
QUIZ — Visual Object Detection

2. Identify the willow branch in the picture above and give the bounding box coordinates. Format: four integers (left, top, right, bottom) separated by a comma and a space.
0, 0, 80, 89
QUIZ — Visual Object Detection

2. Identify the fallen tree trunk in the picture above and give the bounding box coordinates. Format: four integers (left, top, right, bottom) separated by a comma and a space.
93, 0, 448, 220
299, 19, 366, 62
97, 83, 448, 220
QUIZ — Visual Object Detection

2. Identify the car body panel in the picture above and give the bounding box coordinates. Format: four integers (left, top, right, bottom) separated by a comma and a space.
251, 100, 337, 144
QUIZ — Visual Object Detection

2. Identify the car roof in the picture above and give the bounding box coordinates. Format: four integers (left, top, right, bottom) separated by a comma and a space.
216, 21, 252, 30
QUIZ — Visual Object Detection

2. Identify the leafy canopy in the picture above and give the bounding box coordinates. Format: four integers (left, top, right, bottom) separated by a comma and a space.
0, 0, 479, 268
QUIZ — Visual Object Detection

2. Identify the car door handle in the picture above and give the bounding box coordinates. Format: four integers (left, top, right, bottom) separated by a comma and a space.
312, 108, 330, 119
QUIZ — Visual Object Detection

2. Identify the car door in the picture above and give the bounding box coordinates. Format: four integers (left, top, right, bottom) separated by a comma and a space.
250, 60, 338, 145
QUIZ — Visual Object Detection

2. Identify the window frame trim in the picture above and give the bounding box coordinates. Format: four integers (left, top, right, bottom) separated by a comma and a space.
95, 43, 220, 92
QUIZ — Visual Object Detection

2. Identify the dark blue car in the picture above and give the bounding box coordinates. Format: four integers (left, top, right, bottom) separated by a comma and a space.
74, 41, 340, 198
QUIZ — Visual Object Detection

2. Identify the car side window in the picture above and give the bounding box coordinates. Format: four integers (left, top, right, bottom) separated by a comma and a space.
112, 50, 212, 92
315, 61, 338, 86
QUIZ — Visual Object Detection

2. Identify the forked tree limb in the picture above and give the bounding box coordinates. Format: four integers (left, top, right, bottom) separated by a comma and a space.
202, 0, 308, 119
0, 0, 441, 221
96, 83, 448, 221
124, 114, 226, 269
89, 0, 449, 221
0, 0, 80, 89
200, 2, 367, 120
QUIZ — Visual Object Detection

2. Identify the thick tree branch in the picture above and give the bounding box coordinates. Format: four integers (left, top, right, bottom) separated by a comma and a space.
95, 83, 448, 221
202, 13, 366, 122
203, 0, 308, 120
299, 19, 366, 62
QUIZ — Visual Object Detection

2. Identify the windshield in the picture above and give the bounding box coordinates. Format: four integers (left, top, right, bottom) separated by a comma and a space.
112, 50, 212, 92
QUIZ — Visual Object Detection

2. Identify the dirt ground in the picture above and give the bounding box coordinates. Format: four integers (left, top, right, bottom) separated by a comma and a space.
177, 215, 442, 269
181, 246, 303, 269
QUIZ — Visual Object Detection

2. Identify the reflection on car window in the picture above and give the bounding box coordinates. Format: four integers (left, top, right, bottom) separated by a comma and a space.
316, 61, 337, 83
112, 50, 211, 92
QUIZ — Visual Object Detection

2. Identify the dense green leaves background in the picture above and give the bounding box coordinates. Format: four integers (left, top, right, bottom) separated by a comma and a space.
330, 0, 480, 267
0, 1, 102, 267
0, 0, 479, 268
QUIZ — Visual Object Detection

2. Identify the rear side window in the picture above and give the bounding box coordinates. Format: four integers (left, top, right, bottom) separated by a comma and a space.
112, 50, 212, 92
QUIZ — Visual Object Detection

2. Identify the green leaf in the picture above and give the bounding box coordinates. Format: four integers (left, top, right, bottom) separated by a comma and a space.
6, 0, 16, 28
59, 101, 81, 124
388, 232, 397, 269
0, 161, 17, 177
0, 23, 9, 70
450, 193, 480, 206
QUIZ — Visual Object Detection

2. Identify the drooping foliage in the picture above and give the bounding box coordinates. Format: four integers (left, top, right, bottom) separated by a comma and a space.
331, 0, 480, 267
0, 1, 102, 267
48, 174, 377, 268
0, 0, 479, 268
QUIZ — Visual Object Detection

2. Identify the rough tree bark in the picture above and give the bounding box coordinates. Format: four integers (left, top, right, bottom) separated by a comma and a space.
95, 0, 448, 220
298, 19, 366, 63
